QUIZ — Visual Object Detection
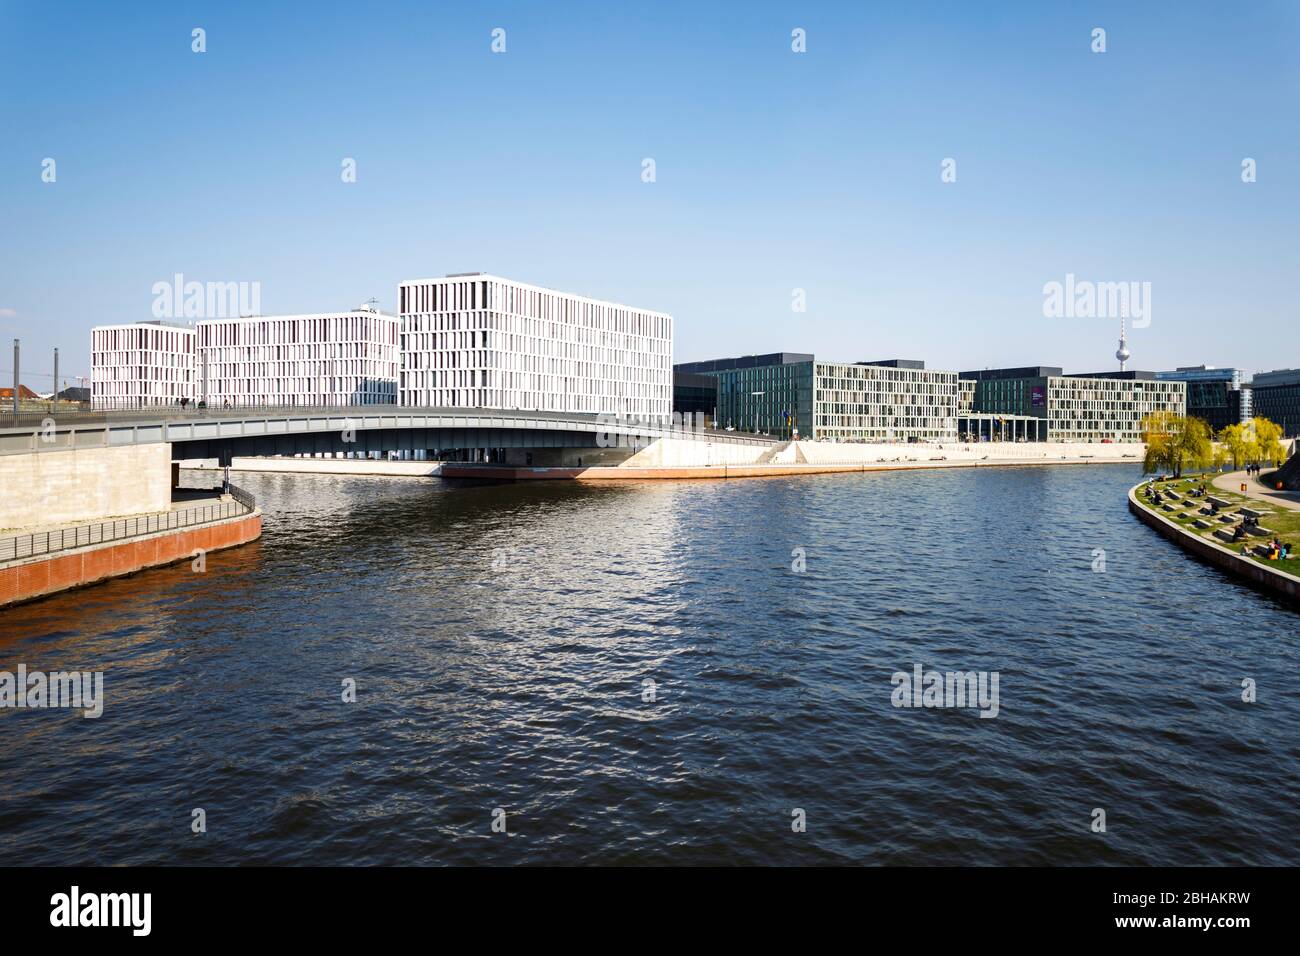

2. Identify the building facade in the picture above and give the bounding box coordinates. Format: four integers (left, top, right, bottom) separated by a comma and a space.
814, 360, 959, 442
1156, 366, 1251, 431
672, 371, 719, 425
1250, 368, 1300, 437
196, 308, 399, 407
91, 321, 196, 408
959, 367, 1187, 442
674, 354, 958, 441
674, 353, 814, 437
398, 274, 673, 422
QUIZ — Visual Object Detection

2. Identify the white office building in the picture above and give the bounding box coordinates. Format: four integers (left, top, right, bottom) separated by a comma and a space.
398, 273, 673, 421
196, 307, 399, 407
815, 360, 960, 442
91, 321, 196, 408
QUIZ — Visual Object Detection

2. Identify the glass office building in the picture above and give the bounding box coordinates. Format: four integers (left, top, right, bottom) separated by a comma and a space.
960, 367, 1186, 442
1156, 366, 1251, 432
1251, 368, 1300, 437
674, 354, 958, 441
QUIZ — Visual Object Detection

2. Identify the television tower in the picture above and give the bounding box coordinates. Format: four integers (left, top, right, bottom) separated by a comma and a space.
1115, 312, 1131, 372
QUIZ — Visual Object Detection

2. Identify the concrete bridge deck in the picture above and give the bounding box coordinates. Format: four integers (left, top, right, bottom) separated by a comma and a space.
0, 404, 776, 461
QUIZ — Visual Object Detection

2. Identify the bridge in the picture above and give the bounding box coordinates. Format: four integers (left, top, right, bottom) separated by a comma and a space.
0, 403, 775, 463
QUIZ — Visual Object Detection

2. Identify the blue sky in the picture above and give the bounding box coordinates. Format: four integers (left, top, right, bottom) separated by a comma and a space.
2, 0, 1297, 390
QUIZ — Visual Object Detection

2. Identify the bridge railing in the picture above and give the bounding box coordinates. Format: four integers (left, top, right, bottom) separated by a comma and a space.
0, 402, 778, 445
0, 489, 257, 564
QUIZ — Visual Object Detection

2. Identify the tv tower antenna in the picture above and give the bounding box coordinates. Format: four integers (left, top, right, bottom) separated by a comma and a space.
1115, 310, 1131, 372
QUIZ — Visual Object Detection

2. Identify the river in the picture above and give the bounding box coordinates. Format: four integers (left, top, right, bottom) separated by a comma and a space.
1, 465, 1297, 865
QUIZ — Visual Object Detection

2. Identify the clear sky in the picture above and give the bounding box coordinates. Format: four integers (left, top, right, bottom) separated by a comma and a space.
2, 0, 1297, 390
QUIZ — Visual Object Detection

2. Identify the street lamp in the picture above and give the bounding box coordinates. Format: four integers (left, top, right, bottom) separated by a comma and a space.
750, 391, 764, 435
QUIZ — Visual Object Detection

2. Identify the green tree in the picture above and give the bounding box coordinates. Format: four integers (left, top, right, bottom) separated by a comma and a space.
1218, 422, 1250, 469
1250, 416, 1286, 467
1142, 412, 1213, 478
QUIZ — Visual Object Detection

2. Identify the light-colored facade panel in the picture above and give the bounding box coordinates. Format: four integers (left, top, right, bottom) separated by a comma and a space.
91, 322, 196, 408
814, 362, 960, 442
1045, 376, 1185, 443
399, 274, 673, 422
196, 309, 398, 407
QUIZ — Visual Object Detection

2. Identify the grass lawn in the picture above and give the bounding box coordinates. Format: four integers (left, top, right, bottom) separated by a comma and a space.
1135, 472, 1300, 577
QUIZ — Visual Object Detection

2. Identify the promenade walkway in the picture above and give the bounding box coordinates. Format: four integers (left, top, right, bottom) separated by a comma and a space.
0, 491, 252, 564
1212, 470, 1300, 513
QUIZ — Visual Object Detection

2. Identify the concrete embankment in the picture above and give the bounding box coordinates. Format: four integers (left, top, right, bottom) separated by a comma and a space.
197, 456, 442, 478
0, 509, 262, 609
1128, 484, 1299, 606
442, 440, 1146, 480
211, 441, 1147, 482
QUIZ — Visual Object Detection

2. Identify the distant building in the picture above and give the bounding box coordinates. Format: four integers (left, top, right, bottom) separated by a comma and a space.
93, 310, 398, 409
398, 274, 673, 422
56, 386, 91, 403
1250, 368, 1300, 437
674, 354, 959, 441
1155, 366, 1251, 431
959, 366, 1186, 442
91, 321, 196, 408
674, 353, 814, 437
196, 307, 398, 407
0, 385, 42, 409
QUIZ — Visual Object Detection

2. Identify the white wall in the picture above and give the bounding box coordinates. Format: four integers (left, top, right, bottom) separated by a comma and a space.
0, 444, 172, 532
621, 438, 1148, 469
793, 440, 1146, 464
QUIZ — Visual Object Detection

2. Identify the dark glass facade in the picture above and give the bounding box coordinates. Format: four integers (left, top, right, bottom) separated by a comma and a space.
1252, 370, 1300, 437
672, 371, 719, 425
675, 353, 815, 438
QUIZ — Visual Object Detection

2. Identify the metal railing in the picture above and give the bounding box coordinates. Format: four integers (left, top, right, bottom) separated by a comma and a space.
0, 486, 257, 563
0, 402, 779, 445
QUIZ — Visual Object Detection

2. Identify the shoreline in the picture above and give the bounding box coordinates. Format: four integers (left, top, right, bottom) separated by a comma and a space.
0, 509, 263, 609
1128, 482, 1299, 607
440, 456, 1142, 481
186, 444, 1147, 482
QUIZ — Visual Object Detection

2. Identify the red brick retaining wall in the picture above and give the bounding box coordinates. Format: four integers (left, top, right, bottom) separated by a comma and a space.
0, 513, 262, 609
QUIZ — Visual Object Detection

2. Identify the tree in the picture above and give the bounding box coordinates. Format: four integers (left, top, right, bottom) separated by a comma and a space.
1249, 416, 1286, 467
1218, 422, 1250, 469
1142, 412, 1213, 478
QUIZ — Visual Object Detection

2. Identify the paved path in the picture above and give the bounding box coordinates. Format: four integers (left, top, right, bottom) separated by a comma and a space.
1212, 470, 1300, 512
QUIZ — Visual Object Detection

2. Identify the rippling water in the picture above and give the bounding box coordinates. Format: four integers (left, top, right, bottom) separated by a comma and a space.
1, 465, 1297, 865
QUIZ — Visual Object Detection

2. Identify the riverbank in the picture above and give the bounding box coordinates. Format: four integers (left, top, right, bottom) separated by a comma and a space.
441, 457, 1141, 481
208, 441, 1145, 482
444, 440, 1145, 480
1128, 477, 1299, 606
204, 456, 441, 478
1212, 469, 1300, 512
0, 493, 263, 609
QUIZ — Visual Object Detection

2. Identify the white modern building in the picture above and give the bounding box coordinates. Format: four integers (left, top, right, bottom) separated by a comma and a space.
196, 307, 399, 407
398, 273, 673, 421
91, 321, 196, 408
